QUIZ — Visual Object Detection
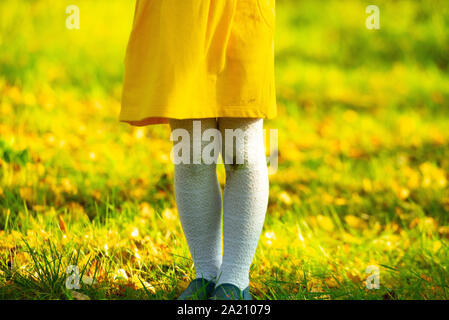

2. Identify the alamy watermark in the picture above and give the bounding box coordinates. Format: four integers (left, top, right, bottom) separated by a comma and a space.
170, 121, 278, 173
365, 265, 380, 289
66, 5, 80, 30
366, 5, 380, 30
65, 265, 81, 289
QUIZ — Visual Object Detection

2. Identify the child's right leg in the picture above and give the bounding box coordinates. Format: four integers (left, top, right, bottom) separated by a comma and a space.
169, 118, 223, 284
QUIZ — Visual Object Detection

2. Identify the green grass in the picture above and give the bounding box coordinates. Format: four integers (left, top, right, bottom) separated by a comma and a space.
1, 0, 449, 299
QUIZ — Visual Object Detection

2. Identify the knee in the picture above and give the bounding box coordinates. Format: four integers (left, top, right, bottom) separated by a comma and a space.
176, 163, 216, 180
224, 157, 267, 177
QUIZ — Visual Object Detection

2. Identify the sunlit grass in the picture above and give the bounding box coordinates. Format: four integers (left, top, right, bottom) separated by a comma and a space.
1, 0, 449, 299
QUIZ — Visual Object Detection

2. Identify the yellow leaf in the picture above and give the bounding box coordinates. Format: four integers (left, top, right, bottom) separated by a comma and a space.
162, 208, 176, 220
130, 227, 139, 238
344, 215, 367, 229
438, 226, 449, 237
324, 277, 338, 288
433, 240, 442, 253
279, 191, 292, 205
317, 215, 334, 232
397, 187, 410, 200
113, 269, 128, 281
139, 202, 154, 217
131, 275, 156, 293
71, 291, 90, 300
19, 187, 34, 201
32, 205, 46, 212
58, 215, 67, 233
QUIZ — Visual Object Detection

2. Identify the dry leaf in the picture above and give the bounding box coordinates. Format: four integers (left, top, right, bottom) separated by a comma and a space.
58, 215, 67, 233
71, 291, 90, 300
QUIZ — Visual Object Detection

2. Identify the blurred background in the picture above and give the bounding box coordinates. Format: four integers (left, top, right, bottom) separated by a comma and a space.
1, 0, 449, 299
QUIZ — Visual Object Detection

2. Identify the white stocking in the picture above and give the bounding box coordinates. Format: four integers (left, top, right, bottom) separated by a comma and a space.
169, 118, 222, 281
216, 118, 269, 290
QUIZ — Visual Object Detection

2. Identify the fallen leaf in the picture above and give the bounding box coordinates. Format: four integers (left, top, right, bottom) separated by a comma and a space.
71, 291, 90, 300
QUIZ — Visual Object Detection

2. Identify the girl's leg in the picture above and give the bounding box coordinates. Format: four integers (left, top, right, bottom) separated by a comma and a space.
169, 118, 223, 281
216, 117, 269, 290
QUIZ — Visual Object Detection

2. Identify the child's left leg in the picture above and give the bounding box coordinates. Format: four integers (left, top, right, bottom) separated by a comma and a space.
215, 117, 269, 294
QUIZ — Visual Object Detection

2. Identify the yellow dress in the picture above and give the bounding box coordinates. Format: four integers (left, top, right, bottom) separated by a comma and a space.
120, 0, 277, 126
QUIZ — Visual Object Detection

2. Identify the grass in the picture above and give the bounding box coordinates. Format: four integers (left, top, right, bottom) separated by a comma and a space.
1, 0, 449, 299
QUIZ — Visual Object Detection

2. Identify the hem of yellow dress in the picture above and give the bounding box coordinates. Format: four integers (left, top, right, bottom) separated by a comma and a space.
119, 107, 277, 127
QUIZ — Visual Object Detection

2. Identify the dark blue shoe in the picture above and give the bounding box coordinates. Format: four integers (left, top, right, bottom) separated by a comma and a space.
177, 278, 216, 300
211, 283, 253, 300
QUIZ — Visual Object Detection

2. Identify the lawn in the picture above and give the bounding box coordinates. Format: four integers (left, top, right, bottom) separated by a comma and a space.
1, 0, 449, 299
